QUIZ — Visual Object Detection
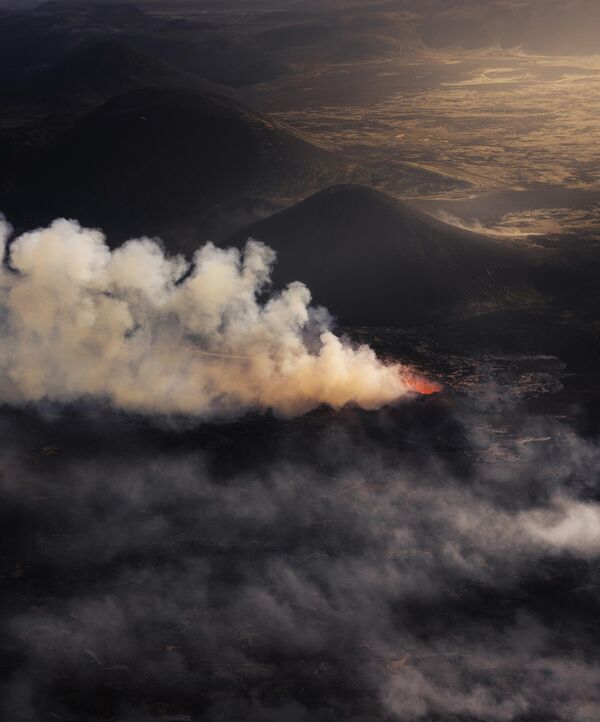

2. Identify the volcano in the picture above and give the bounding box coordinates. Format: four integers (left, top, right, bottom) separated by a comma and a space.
225, 184, 534, 324
1, 87, 335, 247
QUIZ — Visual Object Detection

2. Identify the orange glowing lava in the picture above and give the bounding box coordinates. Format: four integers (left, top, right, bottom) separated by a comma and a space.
404, 373, 443, 396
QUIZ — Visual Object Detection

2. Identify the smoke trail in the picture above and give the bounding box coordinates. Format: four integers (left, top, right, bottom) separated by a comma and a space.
0, 216, 420, 418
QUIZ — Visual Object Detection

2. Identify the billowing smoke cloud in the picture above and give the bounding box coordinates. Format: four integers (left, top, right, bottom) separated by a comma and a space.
0, 216, 420, 418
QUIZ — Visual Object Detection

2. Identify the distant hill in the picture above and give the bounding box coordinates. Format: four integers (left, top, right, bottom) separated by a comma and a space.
0, 1, 153, 81
412, 0, 600, 55
225, 184, 534, 324
28, 40, 230, 110
1, 88, 336, 248
33, 2, 146, 24
124, 31, 292, 89
254, 7, 420, 64
300, 0, 600, 56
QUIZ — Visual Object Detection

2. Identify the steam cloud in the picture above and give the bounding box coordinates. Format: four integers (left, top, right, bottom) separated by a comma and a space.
0, 216, 416, 418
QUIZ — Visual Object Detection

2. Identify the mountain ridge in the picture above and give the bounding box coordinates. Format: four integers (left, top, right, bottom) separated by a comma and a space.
225, 184, 535, 324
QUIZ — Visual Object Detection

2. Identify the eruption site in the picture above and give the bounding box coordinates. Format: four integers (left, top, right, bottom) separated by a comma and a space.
0, 216, 423, 419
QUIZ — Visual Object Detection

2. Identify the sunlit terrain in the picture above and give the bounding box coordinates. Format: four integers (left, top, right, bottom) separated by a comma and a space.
249, 49, 600, 239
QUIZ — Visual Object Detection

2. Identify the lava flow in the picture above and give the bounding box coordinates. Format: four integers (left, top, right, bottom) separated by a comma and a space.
404, 372, 443, 395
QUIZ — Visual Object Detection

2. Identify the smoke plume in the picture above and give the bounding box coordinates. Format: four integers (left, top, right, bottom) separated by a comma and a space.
0, 216, 418, 418
3, 215, 597, 722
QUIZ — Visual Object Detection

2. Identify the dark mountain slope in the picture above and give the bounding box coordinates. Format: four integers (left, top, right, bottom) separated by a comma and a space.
1, 88, 336, 249
0, 1, 153, 82
28, 40, 230, 111
225, 184, 535, 324
0, 41, 232, 165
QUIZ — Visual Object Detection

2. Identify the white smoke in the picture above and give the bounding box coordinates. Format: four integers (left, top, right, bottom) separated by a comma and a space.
521, 498, 600, 556
0, 216, 418, 418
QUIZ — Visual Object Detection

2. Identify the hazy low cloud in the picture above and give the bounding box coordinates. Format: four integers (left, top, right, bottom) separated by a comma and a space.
3, 399, 600, 721
0, 216, 420, 419
521, 498, 600, 555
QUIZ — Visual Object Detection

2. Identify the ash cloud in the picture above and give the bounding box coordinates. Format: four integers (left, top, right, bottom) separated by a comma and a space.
0, 216, 416, 419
